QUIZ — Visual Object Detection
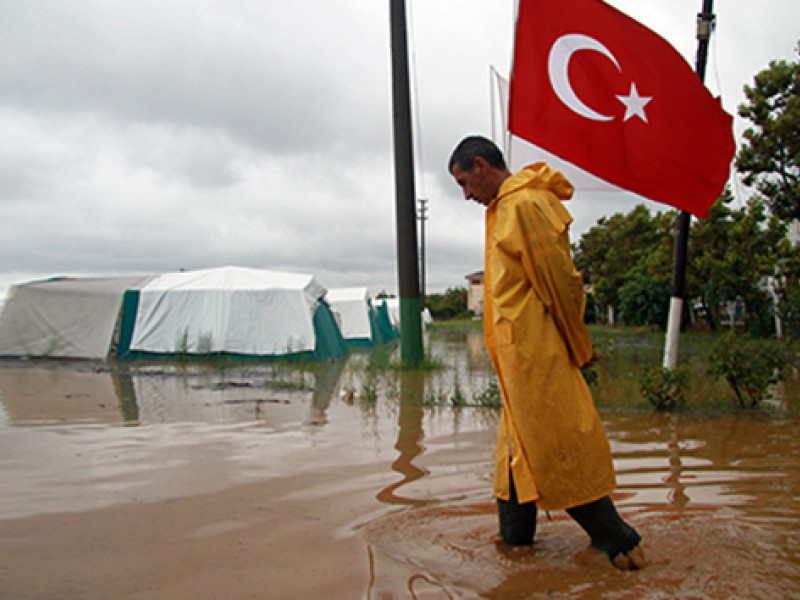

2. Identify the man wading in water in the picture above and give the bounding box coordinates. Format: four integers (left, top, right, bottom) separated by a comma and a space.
449, 135, 646, 570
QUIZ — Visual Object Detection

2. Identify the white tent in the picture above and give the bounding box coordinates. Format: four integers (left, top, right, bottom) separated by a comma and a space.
0, 275, 153, 359
120, 266, 346, 359
326, 287, 377, 346
384, 298, 401, 329
383, 298, 433, 330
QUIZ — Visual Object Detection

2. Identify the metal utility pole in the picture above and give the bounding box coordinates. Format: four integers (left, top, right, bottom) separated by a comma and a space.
389, 0, 423, 366
663, 0, 715, 369
418, 197, 428, 303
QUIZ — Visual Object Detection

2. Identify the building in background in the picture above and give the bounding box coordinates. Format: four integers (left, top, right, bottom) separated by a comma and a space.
465, 271, 484, 317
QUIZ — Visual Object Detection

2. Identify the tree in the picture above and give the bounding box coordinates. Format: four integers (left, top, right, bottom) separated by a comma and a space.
618, 256, 670, 328
736, 48, 800, 221
574, 204, 669, 324
690, 190, 784, 335
425, 287, 468, 320
573, 219, 611, 315
772, 228, 800, 338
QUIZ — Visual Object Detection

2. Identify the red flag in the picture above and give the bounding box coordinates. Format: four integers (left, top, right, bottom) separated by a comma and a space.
509, 0, 735, 218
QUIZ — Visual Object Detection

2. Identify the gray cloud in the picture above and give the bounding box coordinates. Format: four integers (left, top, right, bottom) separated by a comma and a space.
0, 1, 391, 157
0, 0, 797, 299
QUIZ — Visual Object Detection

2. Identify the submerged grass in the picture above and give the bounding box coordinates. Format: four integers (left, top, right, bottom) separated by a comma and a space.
429, 318, 482, 332
354, 343, 446, 373
587, 326, 798, 415
426, 323, 799, 416
131, 322, 797, 417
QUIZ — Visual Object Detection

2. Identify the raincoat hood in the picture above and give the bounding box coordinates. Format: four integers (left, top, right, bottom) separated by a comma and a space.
496, 162, 574, 202
491, 163, 575, 234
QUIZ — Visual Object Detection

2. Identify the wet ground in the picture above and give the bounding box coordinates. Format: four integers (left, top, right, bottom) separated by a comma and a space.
1, 328, 798, 598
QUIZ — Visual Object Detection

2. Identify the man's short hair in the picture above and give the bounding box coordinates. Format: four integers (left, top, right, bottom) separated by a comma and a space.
448, 135, 507, 173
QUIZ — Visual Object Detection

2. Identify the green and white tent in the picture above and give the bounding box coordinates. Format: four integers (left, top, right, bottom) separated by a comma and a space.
117, 266, 347, 360
0, 275, 153, 359
326, 287, 383, 347
381, 298, 433, 334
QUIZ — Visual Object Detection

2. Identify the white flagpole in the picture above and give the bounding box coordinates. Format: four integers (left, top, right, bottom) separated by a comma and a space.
490, 66, 497, 143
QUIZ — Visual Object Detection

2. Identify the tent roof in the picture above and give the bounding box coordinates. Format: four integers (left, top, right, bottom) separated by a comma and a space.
326, 287, 370, 303
143, 266, 324, 297
17, 275, 153, 294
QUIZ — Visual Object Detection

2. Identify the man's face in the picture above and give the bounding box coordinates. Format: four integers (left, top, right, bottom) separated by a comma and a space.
450, 158, 493, 206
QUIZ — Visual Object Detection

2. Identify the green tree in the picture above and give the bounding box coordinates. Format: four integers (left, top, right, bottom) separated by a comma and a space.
583, 291, 599, 324
618, 256, 670, 328
425, 286, 468, 320
690, 190, 784, 335
772, 231, 800, 338
640, 209, 682, 294
574, 204, 668, 324
736, 48, 800, 221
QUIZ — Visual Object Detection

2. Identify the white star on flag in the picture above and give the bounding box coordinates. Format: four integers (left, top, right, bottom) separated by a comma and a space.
616, 83, 652, 122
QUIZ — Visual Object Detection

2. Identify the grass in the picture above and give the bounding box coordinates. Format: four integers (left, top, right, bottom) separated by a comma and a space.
127, 321, 798, 417
429, 322, 799, 415
428, 318, 482, 333
354, 343, 446, 373
390, 352, 447, 371
586, 326, 798, 415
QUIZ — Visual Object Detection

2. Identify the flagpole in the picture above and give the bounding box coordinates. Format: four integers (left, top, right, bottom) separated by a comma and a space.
506, 1, 521, 169
389, 0, 424, 367
663, 0, 715, 370
490, 67, 497, 143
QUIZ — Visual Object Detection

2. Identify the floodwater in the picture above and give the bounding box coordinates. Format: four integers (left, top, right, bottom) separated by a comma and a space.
0, 328, 798, 598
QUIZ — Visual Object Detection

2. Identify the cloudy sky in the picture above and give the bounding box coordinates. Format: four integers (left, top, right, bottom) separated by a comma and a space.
0, 0, 797, 296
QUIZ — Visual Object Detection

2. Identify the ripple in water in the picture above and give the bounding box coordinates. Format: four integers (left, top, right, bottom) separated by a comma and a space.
363, 414, 800, 598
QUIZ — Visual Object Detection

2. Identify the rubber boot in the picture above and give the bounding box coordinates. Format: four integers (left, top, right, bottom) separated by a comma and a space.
496, 472, 538, 546
566, 496, 641, 563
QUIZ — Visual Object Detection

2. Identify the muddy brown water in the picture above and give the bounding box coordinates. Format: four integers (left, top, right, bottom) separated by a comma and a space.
0, 331, 798, 598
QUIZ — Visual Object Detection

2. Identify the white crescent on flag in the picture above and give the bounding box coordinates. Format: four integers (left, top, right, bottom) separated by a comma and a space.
548, 34, 620, 122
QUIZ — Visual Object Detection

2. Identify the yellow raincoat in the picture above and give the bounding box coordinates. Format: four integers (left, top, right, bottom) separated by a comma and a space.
484, 163, 616, 511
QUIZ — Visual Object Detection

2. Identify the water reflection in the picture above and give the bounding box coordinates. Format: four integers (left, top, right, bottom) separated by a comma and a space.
108, 359, 348, 428
0, 365, 126, 425
306, 358, 347, 428
376, 371, 429, 506
665, 414, 689, 506
110, 370, 139, 425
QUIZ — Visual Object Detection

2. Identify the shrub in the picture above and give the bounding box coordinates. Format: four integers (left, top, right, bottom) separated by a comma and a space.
473, 379, 502, 408
581, 364, 599, 387
707, 332, 789, 408
639, 366, 690, 411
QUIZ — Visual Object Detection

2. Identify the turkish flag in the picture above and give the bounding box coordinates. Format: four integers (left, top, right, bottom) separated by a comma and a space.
509, 0, 735, 218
